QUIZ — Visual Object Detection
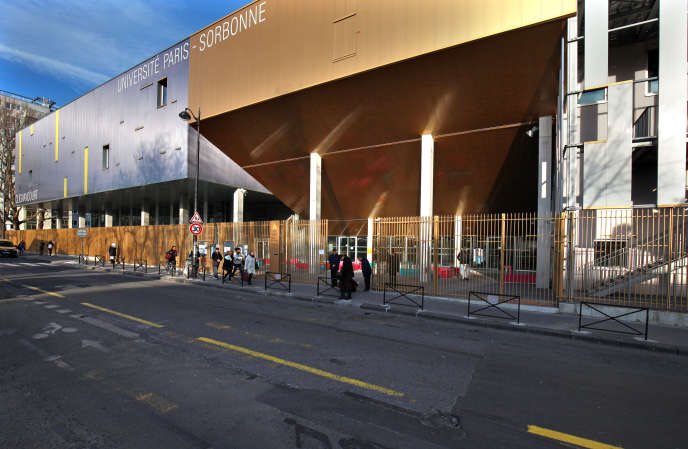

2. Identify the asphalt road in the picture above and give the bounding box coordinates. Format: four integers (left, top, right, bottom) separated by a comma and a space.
1, 255, 686, 449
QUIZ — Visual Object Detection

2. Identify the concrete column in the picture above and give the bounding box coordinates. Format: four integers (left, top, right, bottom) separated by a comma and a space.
104, 211, 113, 227
78, 214, 86, 228
657, 0, 688, 205
43, 208, 52, 229
18, 207, 26, 230
309, 152, 322, 220
179, 198, 188, 225
67, 209, 74, 229
420, 134, 434, 217
141, 206, 150, 226
55, 209, 62, 229
233, 188, 246, 223
537, 116, 553, 289
565, 17, 580, 210
584, 0, 608, 89
367, 217, 374, 263
453, 216, 462, 268
419, 134, 434, 283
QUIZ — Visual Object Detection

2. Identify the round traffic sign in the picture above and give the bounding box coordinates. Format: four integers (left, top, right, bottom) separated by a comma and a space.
189, 223, 203, 235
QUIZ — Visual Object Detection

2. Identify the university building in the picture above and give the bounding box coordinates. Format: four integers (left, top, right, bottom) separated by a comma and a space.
11, 1, 688, 310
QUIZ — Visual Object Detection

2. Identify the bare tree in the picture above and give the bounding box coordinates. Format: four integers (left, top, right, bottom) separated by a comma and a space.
0, 102, 43, 237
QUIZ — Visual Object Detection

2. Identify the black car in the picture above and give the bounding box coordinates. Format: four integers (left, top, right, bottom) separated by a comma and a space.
0, 240, 18, 258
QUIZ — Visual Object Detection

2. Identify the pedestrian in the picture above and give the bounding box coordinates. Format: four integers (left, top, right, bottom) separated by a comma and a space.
108, 242, 117, 269
231, 247, 244, 281
359, 255, 372, 291
457, 248, 469, 280
222, 249, 233, 281
39, 240, 45, 255
165, 245, 178, 274
211, 244, 223, 279
17, 240, 26, 256
244, 250, 256, 285
339, 255, 354, 299
47, 240, 54, 256
387, 249, 400, 286
328, 249, 341, 287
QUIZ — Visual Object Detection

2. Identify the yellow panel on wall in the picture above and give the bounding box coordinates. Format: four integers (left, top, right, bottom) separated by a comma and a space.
63, 176, 68, 198
18, 130, 22, 174
54, 110, 59, 161
83, 147, 88, 194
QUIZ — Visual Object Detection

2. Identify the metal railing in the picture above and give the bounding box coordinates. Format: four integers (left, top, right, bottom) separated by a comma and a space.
264, 271, 291, 293
578, 302, 649, 340
467, 291, 521, 323
383, 282, 425, 310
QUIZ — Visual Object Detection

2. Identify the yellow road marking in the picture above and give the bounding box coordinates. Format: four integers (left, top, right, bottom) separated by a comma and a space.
528, 425, 624, 449
197, 336, 404, 397
135, 392, 178, 414
22, 284, 65, 298
81, 302, 164, 328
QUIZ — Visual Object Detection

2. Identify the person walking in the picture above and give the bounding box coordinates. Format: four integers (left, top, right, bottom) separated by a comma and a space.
231, 247, 244, 281
457, 248, 470, 281
222, 249, 233, 282
17, 240, 26, 256
165, 245, 178, 275
47, 240, 54, 256
108, 243, 117, 269
359, 255, 372, 291
211, 245, 223, 279
387, 249, 400, 286
328, 249, 341, 287
244, 251, 256, 285
339, 255, 354, 299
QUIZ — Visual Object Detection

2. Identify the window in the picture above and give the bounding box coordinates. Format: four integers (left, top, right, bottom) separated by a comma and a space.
102, 144, 110, 169
577, 88, 607, 105
157, 78, 167, 108
647, 48, 659, 95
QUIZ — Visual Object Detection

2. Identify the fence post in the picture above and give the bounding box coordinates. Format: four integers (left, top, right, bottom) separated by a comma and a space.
666, 207, 674, 309
499, 213, 506, 295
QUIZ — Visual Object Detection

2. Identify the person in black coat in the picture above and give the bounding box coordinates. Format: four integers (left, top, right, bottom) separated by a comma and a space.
339, 255, 354, 299
328, 249, 341, 287
359, 255, 372, 291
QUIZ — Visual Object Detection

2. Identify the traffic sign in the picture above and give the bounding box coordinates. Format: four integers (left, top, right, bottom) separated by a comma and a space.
189, 211, 203, 224
189, 223, 203, 235
77, 228, 88, 238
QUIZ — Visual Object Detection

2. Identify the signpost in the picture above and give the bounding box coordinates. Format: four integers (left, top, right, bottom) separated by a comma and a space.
189, 223, 203, 235
77, 228, 88, 260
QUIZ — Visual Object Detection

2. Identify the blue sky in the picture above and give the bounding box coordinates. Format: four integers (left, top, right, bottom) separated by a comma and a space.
0, 0, 252, 106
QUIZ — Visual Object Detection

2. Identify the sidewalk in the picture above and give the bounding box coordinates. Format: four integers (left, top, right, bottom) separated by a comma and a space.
63, 254, 688, 356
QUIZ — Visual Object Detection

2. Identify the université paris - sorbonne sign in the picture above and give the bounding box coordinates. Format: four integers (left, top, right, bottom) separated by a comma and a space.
116, 1, 267, 94
16, 189, 38, 205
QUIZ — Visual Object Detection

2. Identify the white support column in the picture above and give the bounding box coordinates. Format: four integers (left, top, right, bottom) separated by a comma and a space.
420, 134, 434, 283
55, 209, 62, 229
67, 209, 74, 229
367, 217, 374, 263
233, 188, 246, 223
584, 0, 608, 89
140, 206, 150, 226
179, 198, 188, 225
420, 134, 434, 217
537, 116, 553, 289
18, 207, 27, 230
78, 214, 86, 228
657, 0, 688, 205
453, 216, 462, 268
43, 207, 52, 230
566, 17, 580, 210
104, 211, 113, 227
309, 152, 322, 221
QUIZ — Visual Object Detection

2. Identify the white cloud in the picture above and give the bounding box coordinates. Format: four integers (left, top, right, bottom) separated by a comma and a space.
0, 43, 109, 86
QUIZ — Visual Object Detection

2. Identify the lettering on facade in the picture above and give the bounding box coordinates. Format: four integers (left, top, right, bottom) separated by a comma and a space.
116, 42, 189, 93
16, 189, 38, 204
198, 1, 266, 52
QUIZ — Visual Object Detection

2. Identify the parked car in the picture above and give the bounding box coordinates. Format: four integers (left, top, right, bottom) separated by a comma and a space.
0, 240, 18, 258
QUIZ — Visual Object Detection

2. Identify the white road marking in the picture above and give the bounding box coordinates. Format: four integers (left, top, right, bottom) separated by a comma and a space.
61, 327, 77, 333
75, 315, 140, 339
33, 301, 47, 305
44, 305, 59, 309
56, 309, 72, 314
81, 339, 109, 353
